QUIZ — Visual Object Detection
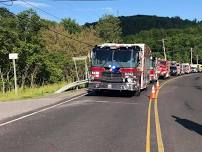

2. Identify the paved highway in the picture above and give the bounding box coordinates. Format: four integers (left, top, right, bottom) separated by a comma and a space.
0, 73, 201, 152
158, 73, 202, 152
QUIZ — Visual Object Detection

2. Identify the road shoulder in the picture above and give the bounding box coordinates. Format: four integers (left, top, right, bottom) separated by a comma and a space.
0, 89, 86, 122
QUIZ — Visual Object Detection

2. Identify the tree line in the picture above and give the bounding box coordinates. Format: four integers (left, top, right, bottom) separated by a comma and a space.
85, 14, 199, 36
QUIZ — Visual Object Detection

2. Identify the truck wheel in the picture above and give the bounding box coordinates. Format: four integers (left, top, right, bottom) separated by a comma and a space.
95, 90, 103, 96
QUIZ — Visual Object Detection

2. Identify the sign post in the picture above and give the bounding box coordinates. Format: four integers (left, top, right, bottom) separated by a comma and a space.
9, 53, 18, 95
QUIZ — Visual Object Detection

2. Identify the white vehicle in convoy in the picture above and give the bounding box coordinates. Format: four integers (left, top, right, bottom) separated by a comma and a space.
198, 64, 202, 72
190, 64, 198, 73
181, 63, 191, 74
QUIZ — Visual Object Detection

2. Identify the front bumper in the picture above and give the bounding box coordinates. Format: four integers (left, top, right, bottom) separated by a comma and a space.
157, 71, 167, 77
88, 81, 139, 91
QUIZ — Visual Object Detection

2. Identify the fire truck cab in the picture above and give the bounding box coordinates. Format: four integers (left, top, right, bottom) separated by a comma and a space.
149, 57, 158, 82
157, 59, 170, 79
88, 43, 152, 96
170, 61, 181, 76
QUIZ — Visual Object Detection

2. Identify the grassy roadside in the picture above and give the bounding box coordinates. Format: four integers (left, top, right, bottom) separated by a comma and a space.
0, 82, 67, 102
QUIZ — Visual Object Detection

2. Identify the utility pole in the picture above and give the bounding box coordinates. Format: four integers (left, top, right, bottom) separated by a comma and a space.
13, 59, 17, 95
197, 54, 199, 65
190, 47, 193, 65
162, 39, 167, 61
116, 10, 119, 17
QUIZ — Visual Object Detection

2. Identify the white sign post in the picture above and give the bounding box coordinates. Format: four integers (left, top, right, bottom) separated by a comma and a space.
9, 53, 18, 95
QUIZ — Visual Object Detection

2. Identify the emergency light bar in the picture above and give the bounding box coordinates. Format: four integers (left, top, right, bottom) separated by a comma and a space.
97, 43, 145, 50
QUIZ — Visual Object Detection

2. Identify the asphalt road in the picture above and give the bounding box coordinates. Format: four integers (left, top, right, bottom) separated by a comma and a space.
0, 73, 201, 152
158, 73, 202, 152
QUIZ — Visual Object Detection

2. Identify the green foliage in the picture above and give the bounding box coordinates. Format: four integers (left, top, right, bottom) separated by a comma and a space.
61, 18, 81, 34
119, 15, 197, 36
0, 82, 66, 101
95, 15, 122, 43
85, 15, 198, 36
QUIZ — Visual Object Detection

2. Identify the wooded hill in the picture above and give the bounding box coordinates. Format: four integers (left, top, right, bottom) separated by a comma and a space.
85, 15, 199, 36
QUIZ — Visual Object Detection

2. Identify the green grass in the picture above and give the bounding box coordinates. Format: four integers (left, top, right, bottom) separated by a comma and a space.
0, 82, 66, 102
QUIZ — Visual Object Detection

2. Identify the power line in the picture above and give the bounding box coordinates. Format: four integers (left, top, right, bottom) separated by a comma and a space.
19, 0, 61, 20
4, 0, 94, 46
0, 0, 15, 2
43, 24, 94, 46
19, 0, 94, 46
0, 0, 17, 6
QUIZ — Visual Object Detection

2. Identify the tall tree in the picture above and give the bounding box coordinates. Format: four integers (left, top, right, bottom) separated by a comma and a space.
16, 9, 44, 88
96, 15, 122, 43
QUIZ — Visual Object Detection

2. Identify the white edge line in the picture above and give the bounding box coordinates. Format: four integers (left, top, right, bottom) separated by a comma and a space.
0, 93, 87, 127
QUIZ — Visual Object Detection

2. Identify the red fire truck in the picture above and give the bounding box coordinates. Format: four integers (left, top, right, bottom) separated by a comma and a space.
157, 59, 170, 79
88, 43, 152, 96
149, 57, 158, 82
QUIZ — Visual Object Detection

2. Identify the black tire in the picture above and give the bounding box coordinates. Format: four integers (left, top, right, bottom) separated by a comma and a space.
94, 90, 103, 96
127, 91, 134, 97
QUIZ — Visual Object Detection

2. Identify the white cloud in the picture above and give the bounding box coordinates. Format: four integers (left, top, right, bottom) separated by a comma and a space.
13, 1, 50, 8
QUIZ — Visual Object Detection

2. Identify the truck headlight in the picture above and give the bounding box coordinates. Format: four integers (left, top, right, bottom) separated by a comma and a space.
92, 71, 100, 78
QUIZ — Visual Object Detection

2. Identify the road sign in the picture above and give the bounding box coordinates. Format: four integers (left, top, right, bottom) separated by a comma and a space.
9, 53, 18, 60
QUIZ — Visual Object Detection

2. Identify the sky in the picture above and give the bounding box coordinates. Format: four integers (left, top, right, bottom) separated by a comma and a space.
1, 0, 202, 25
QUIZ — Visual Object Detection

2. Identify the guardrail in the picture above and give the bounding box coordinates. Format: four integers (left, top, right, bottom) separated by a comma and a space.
55, 80, 88, 94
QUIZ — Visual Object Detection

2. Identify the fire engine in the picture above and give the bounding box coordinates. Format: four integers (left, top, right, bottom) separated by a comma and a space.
88, 43, 152, 96
157, 59, 170, 79
149, 57, 158, 82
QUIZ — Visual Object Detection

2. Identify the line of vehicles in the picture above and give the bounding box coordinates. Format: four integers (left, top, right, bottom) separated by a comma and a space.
88, 43, 202, 96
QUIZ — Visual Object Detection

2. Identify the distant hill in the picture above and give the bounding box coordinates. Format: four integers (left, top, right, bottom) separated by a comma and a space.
84, 15, 199, 36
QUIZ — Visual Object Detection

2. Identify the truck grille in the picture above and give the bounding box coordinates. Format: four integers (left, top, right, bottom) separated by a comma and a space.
99, 71, 123, 83
102, 71, 122, 77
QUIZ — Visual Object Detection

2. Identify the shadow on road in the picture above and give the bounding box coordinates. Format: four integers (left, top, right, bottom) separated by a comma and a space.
172, 115, 202, 136
194, 76, 200, 80
86, 90, 136, 98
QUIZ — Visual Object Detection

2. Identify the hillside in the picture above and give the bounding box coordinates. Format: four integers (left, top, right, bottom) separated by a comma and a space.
85, 15, 199, 36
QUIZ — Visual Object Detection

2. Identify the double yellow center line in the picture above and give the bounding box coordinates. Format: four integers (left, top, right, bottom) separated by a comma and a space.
146, 84, 165, 152
146, 76, 181, 152
146, 98, 152, 152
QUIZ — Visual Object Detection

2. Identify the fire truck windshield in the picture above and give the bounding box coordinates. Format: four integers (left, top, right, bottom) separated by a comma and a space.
92, 48, 138, 68
170, 66, 177, 70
